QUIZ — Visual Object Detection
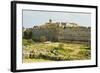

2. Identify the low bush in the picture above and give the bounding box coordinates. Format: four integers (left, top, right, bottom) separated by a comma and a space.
22, 39, 34, 46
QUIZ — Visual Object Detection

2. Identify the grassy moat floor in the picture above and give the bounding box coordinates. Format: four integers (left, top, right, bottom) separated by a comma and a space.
22, 39, 91, 63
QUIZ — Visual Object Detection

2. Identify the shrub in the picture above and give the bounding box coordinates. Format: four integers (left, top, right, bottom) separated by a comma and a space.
80, 46, 90, 50
22, 39, 34, 46
23, 29, 32, 39
78, 50, 91, 59
40, 36, 47, 42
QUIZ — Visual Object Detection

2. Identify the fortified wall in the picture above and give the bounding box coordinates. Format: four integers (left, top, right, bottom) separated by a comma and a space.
32, 19, 91, 42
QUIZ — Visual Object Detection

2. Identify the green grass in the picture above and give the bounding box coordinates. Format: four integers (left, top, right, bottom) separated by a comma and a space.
22, 39, 91, 63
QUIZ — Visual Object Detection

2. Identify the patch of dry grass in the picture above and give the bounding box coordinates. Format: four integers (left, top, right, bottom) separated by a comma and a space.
22, 40, 91, 63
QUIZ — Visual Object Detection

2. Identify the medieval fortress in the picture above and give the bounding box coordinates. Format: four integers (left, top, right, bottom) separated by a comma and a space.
32, 19, 91, 42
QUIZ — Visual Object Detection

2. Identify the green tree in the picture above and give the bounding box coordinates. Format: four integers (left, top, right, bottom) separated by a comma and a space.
23, 29, 32, 39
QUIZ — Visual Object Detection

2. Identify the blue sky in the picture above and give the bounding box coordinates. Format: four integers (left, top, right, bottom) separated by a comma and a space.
23, 10, 91, 28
